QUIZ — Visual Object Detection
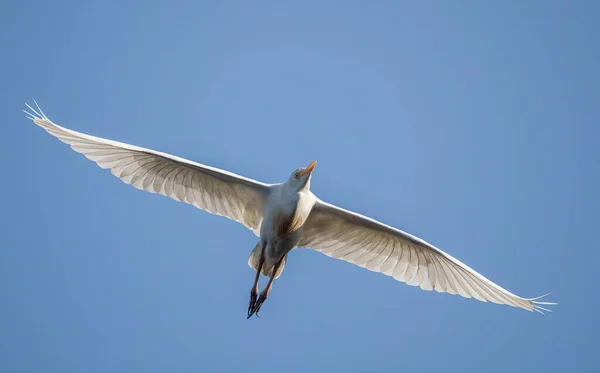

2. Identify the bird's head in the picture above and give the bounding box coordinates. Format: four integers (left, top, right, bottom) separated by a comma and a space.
286, 160, 317, 191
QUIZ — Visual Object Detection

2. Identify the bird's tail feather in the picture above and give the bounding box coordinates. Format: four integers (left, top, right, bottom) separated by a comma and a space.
248, 243, 287, 279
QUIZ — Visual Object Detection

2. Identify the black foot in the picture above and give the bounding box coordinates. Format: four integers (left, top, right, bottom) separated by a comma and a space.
247, 291, 258, 319
248, 293, 267, 318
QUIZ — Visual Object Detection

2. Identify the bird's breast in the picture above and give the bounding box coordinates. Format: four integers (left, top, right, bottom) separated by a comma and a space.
262, 191, 314, 240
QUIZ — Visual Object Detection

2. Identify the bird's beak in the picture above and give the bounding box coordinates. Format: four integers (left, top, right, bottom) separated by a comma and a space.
301, 160, 317, 176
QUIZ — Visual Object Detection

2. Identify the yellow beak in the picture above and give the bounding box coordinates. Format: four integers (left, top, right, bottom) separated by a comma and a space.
301, 160, 317, 176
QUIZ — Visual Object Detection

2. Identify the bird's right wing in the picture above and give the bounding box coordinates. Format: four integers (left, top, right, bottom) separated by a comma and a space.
25, 103, 270, 235
298, 199, 555, 313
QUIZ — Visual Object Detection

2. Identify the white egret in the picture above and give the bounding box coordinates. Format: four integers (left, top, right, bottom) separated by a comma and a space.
24, 102, 555, 318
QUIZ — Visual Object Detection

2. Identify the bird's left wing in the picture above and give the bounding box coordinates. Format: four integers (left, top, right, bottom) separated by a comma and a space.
298, 199, 555, 313
25, 103, 270, 235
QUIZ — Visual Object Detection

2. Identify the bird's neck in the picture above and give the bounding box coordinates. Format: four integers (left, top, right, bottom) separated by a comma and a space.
273, 182, 313, 211
282, 180, 311, 195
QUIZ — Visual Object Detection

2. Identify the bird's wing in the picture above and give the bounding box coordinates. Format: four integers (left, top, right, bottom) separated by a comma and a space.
298, 199, 555, 313
25, 102, 269, 235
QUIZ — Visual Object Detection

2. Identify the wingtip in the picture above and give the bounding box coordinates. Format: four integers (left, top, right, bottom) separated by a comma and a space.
535, 305, 553, 313
24, 99, 48, 121
33, 98, 48, 119
24, 102, 40, 118
528, 293, 557, 314
23, 108, 35, 121
529, 292, 552, 301
533, 301, 558, 306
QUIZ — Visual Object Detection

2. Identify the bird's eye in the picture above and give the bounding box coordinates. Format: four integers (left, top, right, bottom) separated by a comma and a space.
294, 172, 301, 179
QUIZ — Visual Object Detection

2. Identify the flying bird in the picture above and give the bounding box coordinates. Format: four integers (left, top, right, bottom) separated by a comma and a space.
24, 102, 555, 318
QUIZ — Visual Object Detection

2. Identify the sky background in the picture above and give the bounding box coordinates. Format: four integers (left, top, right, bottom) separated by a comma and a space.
1, 1, 598, 372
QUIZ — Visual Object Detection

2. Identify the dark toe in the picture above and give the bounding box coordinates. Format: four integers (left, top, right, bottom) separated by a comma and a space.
247, 293, 258, 318
251, 294, 267, 315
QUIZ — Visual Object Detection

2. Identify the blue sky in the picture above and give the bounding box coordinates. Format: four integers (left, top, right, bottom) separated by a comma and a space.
1, 1, 598, 372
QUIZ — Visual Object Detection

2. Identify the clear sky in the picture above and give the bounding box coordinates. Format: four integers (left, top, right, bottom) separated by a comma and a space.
1, 1, 598, 372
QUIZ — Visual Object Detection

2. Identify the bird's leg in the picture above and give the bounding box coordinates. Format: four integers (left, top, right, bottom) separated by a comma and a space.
250, 257, 284, 317
247, 251, 265, 318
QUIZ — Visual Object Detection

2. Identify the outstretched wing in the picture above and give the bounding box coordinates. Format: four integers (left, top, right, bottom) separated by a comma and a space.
299, 199, 555, 313
25, 102, 270, 235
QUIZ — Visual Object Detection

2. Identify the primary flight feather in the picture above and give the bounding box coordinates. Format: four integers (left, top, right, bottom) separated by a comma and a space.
24, 102, 555, 317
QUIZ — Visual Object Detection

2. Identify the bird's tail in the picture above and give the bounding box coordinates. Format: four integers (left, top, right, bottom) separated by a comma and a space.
248, 242, 287, 279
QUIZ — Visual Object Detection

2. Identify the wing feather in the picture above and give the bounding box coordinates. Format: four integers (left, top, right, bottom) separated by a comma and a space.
299, 199, 555, 312
25, 103, 269, 235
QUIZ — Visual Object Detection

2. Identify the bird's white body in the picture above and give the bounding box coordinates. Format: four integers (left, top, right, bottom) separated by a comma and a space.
24, 102, 555, 316
257, 179, 317, 273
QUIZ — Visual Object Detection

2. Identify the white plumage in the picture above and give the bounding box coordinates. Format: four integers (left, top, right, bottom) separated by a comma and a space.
24, 102, 555, 316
